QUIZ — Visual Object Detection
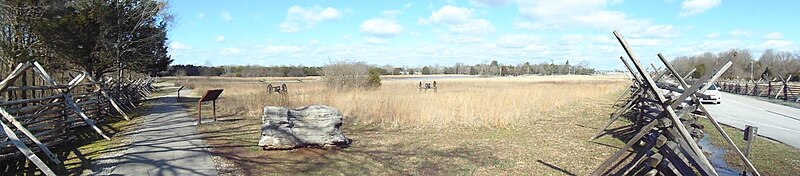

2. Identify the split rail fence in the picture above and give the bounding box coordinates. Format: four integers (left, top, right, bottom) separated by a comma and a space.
0, 61, 153, 175
590, 31, 761, 176
717, 78, 800, 102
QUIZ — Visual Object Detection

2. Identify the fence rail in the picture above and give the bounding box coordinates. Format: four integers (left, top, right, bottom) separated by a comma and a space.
0, 61, 153, 176
591, 31, 761, 176
717, 80, 799, 102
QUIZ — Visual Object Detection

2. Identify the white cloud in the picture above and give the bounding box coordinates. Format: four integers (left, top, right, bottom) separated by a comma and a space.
561, 34, 585, 45
700, 40, 742, 51
221, 47, 241, 55
382, 10, 402, 18
365, 38, 389, 44
470, 0, 511, 7
514, 0, 674, 39
360, 18, 404, 37
310, 39, 319, 45
341, 34, 352, 40
425, 5, 474, 24
518, 0, 607, 21
215, 35, 225, 42
422, 5, 496, 35
220, 11, 233, 21
764, 32, 784, 40
410, 32, 421, 37
197, 13, 205, 19
258, 45, 302, 55
643, 25, 678, 38
439, 33, 486, 44
169, 42, 192, 50
729, 30, 750, 37
592, 35, 617, 44
628, 38, 669, 46
706, 32, 720, 39
449, 19, 494, 35
752, 40, 796, 51
278, 6, 342, 33
497, 34, 543, 48
679, 0, 721, 17
523, 44, 548, 51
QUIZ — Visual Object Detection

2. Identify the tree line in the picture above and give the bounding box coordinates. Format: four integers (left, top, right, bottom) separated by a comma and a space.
0, 0, 173, 79
169, 64, 323, 77
670, 49, 800, 81
168, 60, 596, 77
381, 60, 596, 76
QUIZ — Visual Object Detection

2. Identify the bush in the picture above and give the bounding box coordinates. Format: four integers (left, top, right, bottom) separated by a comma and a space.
367, 68, 382, 88
322, 60, 371, 90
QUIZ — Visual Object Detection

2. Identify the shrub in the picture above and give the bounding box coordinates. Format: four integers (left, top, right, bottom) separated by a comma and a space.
322, 60, 370, 90
367, 68, 382, 88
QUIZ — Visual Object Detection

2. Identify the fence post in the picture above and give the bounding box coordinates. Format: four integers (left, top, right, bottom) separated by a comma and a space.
742, 125, 758, 176
783, 82, 788, 101
767, 82, 772, 98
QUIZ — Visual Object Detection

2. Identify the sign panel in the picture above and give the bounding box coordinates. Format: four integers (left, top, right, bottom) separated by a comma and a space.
199, 89, 223, 102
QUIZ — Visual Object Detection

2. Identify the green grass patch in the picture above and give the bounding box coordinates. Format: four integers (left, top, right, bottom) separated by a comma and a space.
697, 118, 800, 175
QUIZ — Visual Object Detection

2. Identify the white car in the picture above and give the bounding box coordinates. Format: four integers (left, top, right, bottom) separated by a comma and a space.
699, 83, 722, 104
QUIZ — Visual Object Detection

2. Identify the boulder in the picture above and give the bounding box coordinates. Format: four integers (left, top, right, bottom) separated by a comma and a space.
258, 105, 351, 149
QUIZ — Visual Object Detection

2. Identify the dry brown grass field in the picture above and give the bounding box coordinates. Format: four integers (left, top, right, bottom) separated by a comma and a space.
162, 75, 633, 175
166, 75, 626, 128
161, 75, 799, 175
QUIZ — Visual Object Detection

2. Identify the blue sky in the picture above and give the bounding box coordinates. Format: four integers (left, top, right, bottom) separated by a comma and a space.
166, 0, 799, 70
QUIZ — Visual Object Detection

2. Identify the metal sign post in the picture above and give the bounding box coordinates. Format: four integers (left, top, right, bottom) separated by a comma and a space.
198, 89, 223, 124
177, 86, 185, 100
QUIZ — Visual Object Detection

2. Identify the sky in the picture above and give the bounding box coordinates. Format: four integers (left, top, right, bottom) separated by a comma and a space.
166, 0, 799, 70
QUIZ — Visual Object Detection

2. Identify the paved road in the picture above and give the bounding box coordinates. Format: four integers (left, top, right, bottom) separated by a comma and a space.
109, 89, 218, 176
704, 92, 800, 148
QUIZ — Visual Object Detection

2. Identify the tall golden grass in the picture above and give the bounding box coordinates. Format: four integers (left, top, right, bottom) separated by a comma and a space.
171, 75, 629, 128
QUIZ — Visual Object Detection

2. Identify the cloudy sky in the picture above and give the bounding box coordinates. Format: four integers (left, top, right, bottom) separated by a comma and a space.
167, 0, 798, 70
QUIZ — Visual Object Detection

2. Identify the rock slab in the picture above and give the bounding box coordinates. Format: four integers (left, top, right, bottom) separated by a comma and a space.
259, 105, 350, 149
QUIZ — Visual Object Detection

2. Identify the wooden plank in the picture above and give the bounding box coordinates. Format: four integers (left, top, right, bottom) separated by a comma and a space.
0, 106, 66, 166
591, 120, 659, 176
614, 30, 718, 176
31, 62, 59, 87
0, 94, 63, 106
666, 127, 713, 176
0, 119, 57, 176
617, 131, 662, 175
659, 142, 697, 176
657, 53, 761, 176
0, 62, 34, 93
62, 94, 110, 140
86, 75, 130, 120
6, 84, 71, 91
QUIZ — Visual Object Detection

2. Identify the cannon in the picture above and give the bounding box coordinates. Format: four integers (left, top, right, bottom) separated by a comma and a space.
418, 81, 437, 92
266, 84, 288, 94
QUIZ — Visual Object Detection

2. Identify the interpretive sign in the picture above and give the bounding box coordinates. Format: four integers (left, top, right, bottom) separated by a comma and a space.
198, 89, 223, 124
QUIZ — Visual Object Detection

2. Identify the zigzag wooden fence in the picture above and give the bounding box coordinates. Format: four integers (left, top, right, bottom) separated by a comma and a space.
717, 78, 799, 102
0, 61, 153, 175
591, 31, 761, 176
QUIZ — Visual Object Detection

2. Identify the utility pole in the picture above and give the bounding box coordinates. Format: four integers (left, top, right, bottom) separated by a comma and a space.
750, 60, 754, 81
